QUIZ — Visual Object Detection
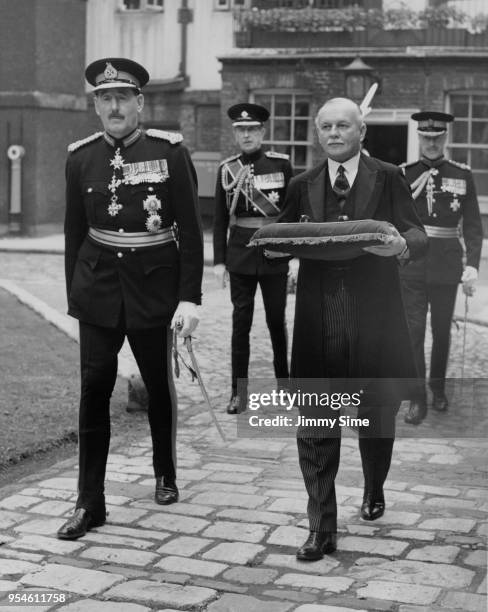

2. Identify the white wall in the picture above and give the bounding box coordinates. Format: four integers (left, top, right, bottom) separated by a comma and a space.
86, 0, 233, 91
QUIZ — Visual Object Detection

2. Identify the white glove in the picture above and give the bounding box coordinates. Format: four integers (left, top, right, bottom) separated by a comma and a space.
288, 257, 299, 283
461, 265, 478, 296
171, 301, 199, 337
213, 264, 228, 289
263, 248, 291, 259
363, 226, 407, 257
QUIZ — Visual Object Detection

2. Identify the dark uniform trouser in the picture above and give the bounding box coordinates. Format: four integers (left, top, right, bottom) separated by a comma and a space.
297, 278, 397, 534
401, 278, 458, 396
229, 271, 289, 393
77, 316, 176, 515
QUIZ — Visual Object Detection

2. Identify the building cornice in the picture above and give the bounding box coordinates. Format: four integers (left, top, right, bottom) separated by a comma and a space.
0, 91, 87, 111
218, 47, 488, 62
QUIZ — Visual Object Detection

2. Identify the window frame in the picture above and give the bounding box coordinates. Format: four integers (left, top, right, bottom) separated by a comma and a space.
447, 90, 488, 206
214, 0, 248, 11
250, 89, 314, 174
120, 0, 164, 12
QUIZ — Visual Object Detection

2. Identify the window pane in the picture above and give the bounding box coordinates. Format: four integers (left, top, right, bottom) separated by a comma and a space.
294, 120, 308, 141
473, 171, 488, 196
254, 94, 271, 110
451, 120, 468, 143
294, 145, 308, 166
295, 98, 310, 117
472, 97, 488, 119
449, 147, 470, 165
471, 148, 488, 170
275, 96, 292, 117
274, 119, 291, 141
124, 0, 141, 8
272, 144, 291, 156
450, 96, 469, 117
471, 121, 488, 145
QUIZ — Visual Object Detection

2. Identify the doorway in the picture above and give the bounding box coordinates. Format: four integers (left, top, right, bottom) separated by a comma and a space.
363, 124, 408, 165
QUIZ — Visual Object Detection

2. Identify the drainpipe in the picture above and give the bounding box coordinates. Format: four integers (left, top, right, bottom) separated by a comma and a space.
7, 144, 26, 234
177, 0, 193, 83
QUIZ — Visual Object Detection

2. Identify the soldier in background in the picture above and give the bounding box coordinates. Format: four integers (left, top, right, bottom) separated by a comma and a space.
400, 111, 483, 425
213, 103, 292, 414
57, 57, 203, 540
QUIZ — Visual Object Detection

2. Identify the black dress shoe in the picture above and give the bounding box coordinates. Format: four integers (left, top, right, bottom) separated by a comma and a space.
155, 478, 179, 505
360, 498, 385, 521
57, 508, 105, 540
296, 531, 337, 561
404, 400, 427, 425
226, 394, 246, 414
432, 391, 448, 412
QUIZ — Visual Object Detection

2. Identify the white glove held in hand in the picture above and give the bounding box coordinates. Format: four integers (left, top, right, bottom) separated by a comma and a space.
461, 266, 478, 296
171, 301, 199, 337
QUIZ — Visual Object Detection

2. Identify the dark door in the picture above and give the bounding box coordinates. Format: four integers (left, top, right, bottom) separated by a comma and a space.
363, 124, 408, 165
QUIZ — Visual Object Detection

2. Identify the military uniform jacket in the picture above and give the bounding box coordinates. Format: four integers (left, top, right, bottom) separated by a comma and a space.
65, 129, 203, 329
213, 148, 292, 275
400, 157, 483, 284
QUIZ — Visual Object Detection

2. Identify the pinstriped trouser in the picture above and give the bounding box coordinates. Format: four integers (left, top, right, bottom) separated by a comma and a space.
297, 277, 357, 533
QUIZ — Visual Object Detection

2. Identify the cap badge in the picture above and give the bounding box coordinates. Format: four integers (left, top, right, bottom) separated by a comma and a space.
241, 111, 249, 118
104, 62, 118, 81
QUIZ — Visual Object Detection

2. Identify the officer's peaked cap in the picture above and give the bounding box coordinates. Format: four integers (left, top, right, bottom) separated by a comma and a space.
228, 103, 270, 127
411, 111, 454, 136
85, 58, 149, 92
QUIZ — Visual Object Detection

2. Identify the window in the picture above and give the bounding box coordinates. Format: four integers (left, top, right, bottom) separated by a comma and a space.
252, 91, 313, 173
121, 0, 164, 10
215, 0, 247, 10
447, 92, 488, 199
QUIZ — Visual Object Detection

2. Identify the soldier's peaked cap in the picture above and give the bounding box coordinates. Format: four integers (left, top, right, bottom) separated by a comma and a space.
85, 58, 149, 92
228, 103, 270, 127
411, 111, 454, 136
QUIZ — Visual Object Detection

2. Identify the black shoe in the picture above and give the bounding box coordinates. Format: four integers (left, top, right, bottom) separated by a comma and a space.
360, 496, 385, 521
226, 394, 246, 414
404, 400, 427, 425
432, 391, 448, 412
155, 478, 179, 505
57, 508, 105, 540
296, 531, 337, 561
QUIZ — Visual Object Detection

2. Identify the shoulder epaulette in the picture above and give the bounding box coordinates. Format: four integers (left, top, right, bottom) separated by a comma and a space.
266, 151, 290, 160
67, 131, 103, 153
219, 153, 240, 166
447, 159, 471, 171
145, 129, 183, 144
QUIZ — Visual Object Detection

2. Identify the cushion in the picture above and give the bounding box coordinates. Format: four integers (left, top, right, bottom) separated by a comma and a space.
249, 219, 397, 261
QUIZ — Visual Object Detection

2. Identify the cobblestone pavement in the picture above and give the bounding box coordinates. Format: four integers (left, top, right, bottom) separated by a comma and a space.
0, 252, 486, 611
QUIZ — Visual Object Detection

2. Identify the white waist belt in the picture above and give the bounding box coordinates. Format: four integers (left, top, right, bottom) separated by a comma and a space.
89, 226, 175, 248
424, 225, 459, 238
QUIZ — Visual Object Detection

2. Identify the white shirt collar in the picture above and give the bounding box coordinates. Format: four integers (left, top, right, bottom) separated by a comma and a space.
328, 152, 361, 187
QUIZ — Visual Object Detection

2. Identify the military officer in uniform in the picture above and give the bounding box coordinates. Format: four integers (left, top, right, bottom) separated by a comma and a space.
213, 103, 292, 414
400, 111, 483, 425
57, 58, 203, 540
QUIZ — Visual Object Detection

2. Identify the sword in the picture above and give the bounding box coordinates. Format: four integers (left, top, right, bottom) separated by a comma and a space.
172, 328, 227, 442
461, 293, 469, 382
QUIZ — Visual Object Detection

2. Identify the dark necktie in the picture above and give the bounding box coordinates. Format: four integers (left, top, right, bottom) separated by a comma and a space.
333, 165, 350, 198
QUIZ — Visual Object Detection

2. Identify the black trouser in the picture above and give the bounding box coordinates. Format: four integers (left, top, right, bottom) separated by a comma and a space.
229, 271, 289, 393
297, 277, 397, 533
401, 278, 458, 396
77, 318, 176, 515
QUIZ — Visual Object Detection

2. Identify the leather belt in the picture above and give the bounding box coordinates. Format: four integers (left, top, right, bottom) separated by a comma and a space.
233, 217, 276, 228
424, 225, 459, 238
88, 226, 175, 248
